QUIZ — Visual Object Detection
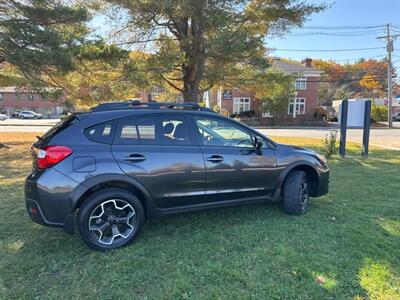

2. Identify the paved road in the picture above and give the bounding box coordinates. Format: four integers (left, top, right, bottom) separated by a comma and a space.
256, 128, 400, 150
1, 119, 399, 150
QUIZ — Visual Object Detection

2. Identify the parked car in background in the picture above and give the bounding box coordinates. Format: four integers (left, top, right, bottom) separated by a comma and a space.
393, 112, 400, 121
18, 110, 43, 119
0, 113, 8, 121
26, 100, 329, 251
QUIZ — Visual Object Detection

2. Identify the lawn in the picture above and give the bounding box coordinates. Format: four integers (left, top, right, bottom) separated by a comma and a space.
0, 132, 399, 299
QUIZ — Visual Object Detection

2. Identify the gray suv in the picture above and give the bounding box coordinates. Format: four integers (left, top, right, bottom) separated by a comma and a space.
25, 101, 329, 250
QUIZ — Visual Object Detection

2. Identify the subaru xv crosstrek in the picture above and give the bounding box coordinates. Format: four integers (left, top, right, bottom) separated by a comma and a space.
25, 101, 329, 251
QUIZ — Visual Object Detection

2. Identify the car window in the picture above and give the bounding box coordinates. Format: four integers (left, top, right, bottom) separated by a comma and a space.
84, 120, 116, 144
194, 117, 254, 148
114, 115, 191, 145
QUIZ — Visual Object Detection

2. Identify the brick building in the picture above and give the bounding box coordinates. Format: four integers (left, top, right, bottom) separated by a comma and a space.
205, 58, 322, 118
0, 87, 68, 117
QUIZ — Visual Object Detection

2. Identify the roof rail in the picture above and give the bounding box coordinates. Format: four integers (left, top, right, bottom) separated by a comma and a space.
90, 100, 215, 113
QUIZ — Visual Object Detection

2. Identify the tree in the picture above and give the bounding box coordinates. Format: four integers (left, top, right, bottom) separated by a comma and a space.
99, 0, 324, 102
312, 59, 350, 105
359, 74, 383, 97
246, 69, 295, 119
313, 58, 392, 104
56, 41, 133, 107
0, 0, 89, 96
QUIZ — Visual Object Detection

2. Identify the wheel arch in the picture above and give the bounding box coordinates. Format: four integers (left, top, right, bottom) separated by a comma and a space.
278, 161, 320, 197
69, 174, 157, 219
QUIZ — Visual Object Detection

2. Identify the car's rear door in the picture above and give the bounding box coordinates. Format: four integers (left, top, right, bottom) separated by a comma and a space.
111, 113, 205, 209
191, 115, 278, 202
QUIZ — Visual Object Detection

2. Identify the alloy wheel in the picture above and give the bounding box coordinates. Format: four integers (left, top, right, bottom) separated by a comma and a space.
88, 199, 136, 245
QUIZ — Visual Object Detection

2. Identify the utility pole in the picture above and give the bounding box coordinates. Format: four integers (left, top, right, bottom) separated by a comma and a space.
377, 24, 400, 128
386, 24, 393, 128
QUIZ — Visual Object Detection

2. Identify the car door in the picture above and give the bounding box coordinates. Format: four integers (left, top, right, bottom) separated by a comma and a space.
192, 115, 277, 202
111, 114, 205, 209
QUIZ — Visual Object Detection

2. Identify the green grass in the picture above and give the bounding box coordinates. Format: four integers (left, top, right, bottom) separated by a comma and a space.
1, 133, 399, 299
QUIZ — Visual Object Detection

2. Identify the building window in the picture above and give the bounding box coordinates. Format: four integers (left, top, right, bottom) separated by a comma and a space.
233, 98, 250, 114
288, 98, 306, 115
0, 93, 3, 100
295, 77, 307, 90
28, 95, 34, 101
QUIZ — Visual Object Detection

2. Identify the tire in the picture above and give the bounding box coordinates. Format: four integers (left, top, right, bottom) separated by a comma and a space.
283, 170, 310, 215
78, 188, 145, 251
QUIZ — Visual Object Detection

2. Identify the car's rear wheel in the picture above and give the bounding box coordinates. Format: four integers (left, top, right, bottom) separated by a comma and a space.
78, 188, 145, 251
283, 170, 309, 215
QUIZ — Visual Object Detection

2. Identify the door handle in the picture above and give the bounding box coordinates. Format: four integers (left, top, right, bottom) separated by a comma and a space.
206, 155, 224, 163
124, 153, 146, 162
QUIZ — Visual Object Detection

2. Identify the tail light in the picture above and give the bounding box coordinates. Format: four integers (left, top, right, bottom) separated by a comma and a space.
32, 146, 73, 169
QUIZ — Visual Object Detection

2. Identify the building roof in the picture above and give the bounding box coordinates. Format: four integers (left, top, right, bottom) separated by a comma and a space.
271, 58, 323, 77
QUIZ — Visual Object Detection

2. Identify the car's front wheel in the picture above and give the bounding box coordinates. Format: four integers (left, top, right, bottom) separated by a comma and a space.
78, 188, 145, 251
283, 170, 310, 215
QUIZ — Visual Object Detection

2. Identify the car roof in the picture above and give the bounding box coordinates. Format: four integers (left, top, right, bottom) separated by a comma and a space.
89, 108, 218, 119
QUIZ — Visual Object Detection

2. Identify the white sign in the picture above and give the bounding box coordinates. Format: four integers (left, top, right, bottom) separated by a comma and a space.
339, 100, 367, 128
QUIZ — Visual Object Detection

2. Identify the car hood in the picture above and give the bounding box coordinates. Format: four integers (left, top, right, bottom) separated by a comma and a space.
277, 144, 317, 156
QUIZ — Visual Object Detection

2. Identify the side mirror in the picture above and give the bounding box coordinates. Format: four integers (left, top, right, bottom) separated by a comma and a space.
254, 136, 263, 155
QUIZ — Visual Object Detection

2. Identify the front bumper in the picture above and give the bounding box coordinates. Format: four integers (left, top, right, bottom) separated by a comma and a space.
316, 169, 329, 196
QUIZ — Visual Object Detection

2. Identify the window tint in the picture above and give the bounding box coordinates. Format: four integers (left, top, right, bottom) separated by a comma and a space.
40, 114, 79, 143
84, 120, 116, 144
115, 115, 191, 145
137, 117, 156, 143
194, 117, 253, 148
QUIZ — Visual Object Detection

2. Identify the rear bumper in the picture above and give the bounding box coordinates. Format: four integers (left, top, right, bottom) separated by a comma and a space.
25, 168, 79, 233
26, 198, 63, 227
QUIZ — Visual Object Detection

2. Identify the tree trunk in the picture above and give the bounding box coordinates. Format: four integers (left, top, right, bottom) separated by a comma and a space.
179, 5, 205, 103
182, 70, 201, 102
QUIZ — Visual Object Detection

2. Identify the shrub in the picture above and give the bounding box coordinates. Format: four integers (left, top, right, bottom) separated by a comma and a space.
230, 110, 256, 118
371, 104, 388, 122
322, 130, 338, 158
212, 104, 221, 113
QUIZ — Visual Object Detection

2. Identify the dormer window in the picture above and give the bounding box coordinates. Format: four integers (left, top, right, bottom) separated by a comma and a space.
295, 77, 307, 90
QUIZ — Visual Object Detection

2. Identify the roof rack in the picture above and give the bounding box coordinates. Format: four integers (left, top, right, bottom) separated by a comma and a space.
91, 100, 214, 113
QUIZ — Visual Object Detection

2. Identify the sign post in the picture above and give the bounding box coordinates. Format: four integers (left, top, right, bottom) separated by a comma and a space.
362, 100, 372, 157
339, 99, 348, 157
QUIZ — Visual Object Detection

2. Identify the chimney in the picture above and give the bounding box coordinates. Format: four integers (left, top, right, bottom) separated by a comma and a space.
302, 58, 312, 67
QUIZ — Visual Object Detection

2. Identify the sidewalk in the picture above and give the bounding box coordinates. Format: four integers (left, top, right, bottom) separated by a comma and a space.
0, 119, 60, 126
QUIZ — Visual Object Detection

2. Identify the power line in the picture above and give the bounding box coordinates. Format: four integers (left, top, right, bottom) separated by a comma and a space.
332, 55, 386, 62
286, 28, 385, 36
272, 47, 384, 52
300, 25, 386, 30
286, 31, 384, 37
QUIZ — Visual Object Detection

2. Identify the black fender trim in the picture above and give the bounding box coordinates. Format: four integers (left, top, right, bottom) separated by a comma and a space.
68, 174, 158, 219
274, 160, 321, 199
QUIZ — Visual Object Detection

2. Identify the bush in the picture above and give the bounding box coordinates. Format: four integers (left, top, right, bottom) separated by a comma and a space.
212, 104, 221, 113
230, 110, 256, 118
371, 104, 388, 122
322, 130, 338, 158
